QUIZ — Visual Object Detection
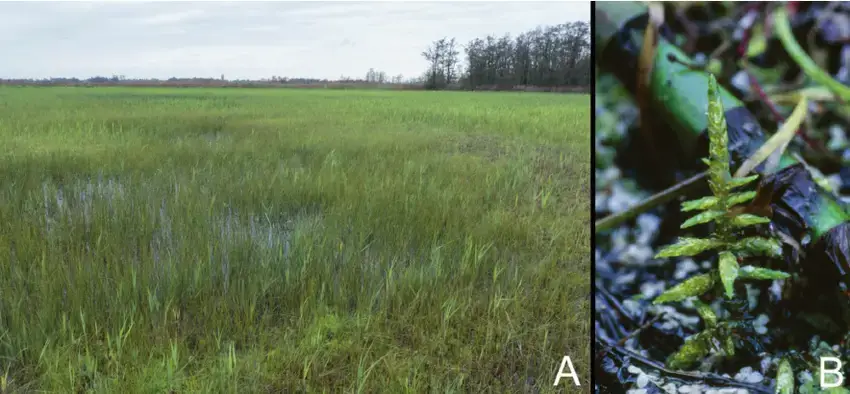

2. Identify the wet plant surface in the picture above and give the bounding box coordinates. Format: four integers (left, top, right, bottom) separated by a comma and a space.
0, 86, 590, 392
596, 2, 850, 393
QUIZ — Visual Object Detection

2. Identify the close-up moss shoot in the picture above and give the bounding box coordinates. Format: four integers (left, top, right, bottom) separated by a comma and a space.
595, 2, 850, 393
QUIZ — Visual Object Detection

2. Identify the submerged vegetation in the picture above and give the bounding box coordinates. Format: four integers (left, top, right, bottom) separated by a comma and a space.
0, 87, 590, 392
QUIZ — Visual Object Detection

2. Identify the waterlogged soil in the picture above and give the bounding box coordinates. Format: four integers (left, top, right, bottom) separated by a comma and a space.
32, 176, 315, 269
0, 86, 591, 392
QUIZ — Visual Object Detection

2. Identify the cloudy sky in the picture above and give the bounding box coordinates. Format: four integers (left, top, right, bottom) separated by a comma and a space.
0, 1, 589, 81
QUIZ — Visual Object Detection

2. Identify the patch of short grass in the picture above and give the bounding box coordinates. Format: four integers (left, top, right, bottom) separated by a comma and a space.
0, 86, 590, 392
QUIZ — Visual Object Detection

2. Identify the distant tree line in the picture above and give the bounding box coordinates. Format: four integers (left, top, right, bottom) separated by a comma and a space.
421, 21, 590, 91
0, 75, 428, 91
1, 21, 589, 93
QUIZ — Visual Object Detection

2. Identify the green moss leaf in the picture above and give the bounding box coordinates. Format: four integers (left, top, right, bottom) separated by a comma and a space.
718, 252, 739, 299
681, 210, 725, 229
681, 196, 719, 212
776, 358, 795, 394
707, 74, 731, 200
728, 174, 759, 189
729, 214, 771, 228
654, 272, 717, 304
693, 299, 717, 328
681, 191, 756, 212
666, 331, 712, 370
730, 237, 782, 257
655, 237, 725, 258
738, 265, 791, 280
728, 191, 758, 206
723, 334, 736, 357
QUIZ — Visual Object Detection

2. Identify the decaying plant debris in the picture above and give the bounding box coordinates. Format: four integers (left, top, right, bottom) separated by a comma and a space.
596, 2, 850, 393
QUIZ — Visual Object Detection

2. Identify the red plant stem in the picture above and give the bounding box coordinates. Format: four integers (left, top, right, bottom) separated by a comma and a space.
737, 6, 761, 57
787, 2, 799, 15
746, 70, 782, 120
745, 69, 826, 152
737, 32, 751, 58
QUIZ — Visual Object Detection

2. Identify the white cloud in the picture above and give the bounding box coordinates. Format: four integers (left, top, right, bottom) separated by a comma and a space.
137, 9, 208, 25
0, 1, 590, 80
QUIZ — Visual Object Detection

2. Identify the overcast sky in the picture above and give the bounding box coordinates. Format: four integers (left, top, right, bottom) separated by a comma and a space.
0, 1, 589, 81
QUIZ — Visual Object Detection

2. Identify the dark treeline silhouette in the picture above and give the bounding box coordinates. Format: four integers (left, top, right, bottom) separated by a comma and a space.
422, 21, 590, 91
0, 21, 590, 93
0, 76, 426, 90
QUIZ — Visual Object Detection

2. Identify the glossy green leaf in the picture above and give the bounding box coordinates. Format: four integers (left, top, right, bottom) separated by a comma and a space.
776, 358, 794, 394
738, 265, 791, 280
654, 272, 717, 304
718, 251, 739, 299
655, 237, 725, 258
681, 210, 725, 229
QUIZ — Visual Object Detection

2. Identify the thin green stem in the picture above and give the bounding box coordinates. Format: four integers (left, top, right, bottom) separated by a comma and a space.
773, 6, 850, 102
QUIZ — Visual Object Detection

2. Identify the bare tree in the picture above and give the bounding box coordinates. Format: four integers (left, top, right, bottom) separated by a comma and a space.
431, 21, 590, 90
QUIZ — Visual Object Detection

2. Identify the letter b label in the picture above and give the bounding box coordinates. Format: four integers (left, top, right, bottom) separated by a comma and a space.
822, 357, 844, 388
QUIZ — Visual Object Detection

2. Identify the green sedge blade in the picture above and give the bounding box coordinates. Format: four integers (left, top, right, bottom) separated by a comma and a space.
654, 272, 717, 304
655, 237, 725, 258
718, 252, 739, 299
807, 164, 836, 195
734, 94, 807, 178
774, 6, 850, 101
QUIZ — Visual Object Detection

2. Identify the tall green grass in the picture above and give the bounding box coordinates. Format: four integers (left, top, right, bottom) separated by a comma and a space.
0, 86, 590, 393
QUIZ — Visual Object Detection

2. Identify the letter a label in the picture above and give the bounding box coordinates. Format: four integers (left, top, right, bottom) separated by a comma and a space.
554, 356, 580, 386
